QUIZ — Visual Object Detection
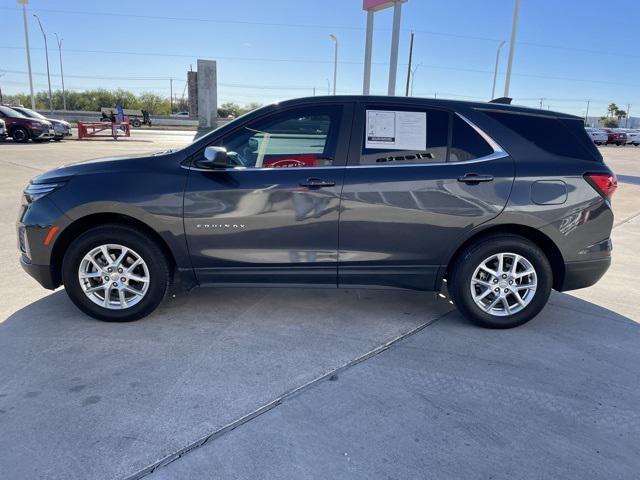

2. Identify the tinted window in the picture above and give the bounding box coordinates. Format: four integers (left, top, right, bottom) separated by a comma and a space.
360, 107, 450, 165
450, 115, 494, 162
483, 110, 601, 161
214, 105, 342, 169
218, 106, 342, 168
0, 106, 26, 118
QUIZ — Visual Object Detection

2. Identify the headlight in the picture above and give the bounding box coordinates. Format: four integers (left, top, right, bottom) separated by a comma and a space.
23, 182, 64, 203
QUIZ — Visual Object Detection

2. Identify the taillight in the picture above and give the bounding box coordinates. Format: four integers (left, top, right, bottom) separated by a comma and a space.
584, 172, 617, 199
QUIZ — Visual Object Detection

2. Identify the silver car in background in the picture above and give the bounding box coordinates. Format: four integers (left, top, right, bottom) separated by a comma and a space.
585, 127, 608, 145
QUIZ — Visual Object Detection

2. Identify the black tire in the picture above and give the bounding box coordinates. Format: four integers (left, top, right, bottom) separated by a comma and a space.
61, 224, 171, 322
12, 127, 29, 143
53, 137, 63, 142
131, 119, 141, 128
448, 234, 553, 329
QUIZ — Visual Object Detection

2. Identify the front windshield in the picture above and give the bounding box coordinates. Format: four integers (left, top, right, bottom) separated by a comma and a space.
15, 108, 46, 120
0, 106, 27, 118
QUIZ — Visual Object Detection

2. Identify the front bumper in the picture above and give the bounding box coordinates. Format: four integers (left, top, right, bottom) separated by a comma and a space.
20, 255, 57, 289
31, 128, 55, 139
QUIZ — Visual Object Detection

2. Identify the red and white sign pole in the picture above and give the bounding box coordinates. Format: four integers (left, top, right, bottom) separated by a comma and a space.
362, 0, 407, 96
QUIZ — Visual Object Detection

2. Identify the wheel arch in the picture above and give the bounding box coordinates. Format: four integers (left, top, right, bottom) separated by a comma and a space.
50, 212, 178, 287
442, 224, 565, 291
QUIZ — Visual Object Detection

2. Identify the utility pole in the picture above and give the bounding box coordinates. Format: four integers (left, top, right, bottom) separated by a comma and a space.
626, 103, 630, 128
329, 34, 338, 95
539, 97, 544, 109
387, 0, 403, 96
504, 0, 521, 98
405, 31, 414, 96
18, 0, 35, 109
169, 78, 173, 114
584, 99, 590, 125
491, 41, 506, 99
326, 79, 330, 96
33, 14, 53, 113
54, 33, 66, 111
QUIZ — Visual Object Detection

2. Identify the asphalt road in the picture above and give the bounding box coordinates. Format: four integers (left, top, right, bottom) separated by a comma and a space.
0, 134, 638, 479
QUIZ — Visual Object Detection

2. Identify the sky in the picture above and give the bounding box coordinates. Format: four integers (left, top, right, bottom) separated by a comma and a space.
0, 0, 639, 116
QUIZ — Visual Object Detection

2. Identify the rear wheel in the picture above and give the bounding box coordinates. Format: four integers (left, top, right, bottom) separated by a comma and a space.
449, 235, 553, 328
62, 224, 170, 322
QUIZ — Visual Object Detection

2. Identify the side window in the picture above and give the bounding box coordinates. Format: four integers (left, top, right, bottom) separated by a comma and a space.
360, 107, 450, 165
449, 115, 494, 162
215, 106, 342, 169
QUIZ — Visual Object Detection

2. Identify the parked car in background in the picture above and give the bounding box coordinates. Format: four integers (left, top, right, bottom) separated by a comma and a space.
621, 129, 640, 146
585, 127, 607, 145
172, 111, 189, 117
0, 118, 6, 140
602, 128, 627, 146
0, 105, 54, 143
18, 96, 616, 329
10, 106, 72, 141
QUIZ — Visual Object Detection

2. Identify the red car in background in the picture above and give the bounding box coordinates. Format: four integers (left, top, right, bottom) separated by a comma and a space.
602, 128, 627, 146
0, 105, 54, 143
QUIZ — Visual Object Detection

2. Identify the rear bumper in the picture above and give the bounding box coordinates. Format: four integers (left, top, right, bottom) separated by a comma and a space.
20, 255, 57, 290
557, 257, 611, 291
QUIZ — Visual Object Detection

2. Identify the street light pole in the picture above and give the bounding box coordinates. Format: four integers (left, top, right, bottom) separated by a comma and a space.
491, 40, 506, 99
329, 34, 338, 95
18, 0, 35, 109
54, 33, 66, 111
33, 14, 53, 113
585, 99, 590, 126
503, 0, 521, 98
362, 10, 374, 94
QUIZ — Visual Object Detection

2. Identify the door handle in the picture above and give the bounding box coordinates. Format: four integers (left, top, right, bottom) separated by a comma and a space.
299, 178, 336, 188
457, 173, 494, 184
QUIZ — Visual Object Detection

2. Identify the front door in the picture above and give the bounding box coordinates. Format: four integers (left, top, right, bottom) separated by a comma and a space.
184, 103, 353, 286
338, 102, 515, 290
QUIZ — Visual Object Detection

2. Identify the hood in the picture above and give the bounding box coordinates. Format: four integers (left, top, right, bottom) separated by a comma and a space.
31, 154, 153, 184
47, 118, 70, 127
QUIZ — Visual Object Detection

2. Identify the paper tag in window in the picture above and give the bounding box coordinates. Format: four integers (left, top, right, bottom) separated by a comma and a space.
365, 110, 426, 150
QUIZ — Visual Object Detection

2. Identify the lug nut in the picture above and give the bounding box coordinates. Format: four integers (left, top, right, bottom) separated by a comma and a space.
509, 280, 513, 285
494, 288, 500, 292
112, 282, 118, 287
121, 277, 126, 282
118, 268, 123, 273
493, 279, 498, 283
502, 274, 507, 279
104, 276, 109, 281
504, 289, 509, 293
107, 267, 113, 273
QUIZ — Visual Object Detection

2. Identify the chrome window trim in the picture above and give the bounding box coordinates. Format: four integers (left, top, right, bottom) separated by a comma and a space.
186, 111, 509, 172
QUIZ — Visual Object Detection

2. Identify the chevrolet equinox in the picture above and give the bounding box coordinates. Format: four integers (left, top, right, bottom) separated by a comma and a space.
17, 96, 616, 328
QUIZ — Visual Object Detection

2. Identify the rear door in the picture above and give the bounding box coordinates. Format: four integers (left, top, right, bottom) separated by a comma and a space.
337, 102, 515, 290
184, 102, 353, 286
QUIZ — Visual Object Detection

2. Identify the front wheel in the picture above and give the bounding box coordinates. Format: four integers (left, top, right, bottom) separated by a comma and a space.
449, 235, 553, 328
12, 127, 29, 143
62, 224, 170, 321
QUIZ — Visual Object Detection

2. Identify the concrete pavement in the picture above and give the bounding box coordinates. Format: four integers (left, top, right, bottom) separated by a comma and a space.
0, 136, 638, 479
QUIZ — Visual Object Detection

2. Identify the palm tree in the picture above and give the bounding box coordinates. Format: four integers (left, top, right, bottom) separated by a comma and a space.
607, 103, 619, 118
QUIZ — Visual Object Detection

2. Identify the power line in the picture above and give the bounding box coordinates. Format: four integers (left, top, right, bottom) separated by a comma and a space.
2, 6, 639, 60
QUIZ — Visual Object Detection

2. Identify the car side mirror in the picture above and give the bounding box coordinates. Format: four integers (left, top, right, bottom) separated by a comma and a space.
197, 146, 229, 169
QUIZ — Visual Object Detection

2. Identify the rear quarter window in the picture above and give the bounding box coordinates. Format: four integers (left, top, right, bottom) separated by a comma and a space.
483, 110, 602, 161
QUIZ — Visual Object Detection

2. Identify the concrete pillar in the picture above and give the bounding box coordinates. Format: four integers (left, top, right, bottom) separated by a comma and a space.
197, 59, 218, 135
187, 70, 198, 119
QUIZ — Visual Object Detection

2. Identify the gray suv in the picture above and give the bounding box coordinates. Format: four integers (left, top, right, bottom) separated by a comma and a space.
17, 96, 616, 328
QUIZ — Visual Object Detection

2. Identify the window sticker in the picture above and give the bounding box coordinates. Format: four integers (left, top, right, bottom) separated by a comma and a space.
365, 110, 427, 150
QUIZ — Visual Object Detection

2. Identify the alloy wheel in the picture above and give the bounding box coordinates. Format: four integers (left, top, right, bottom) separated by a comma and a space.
469, 252, 537, 317
78, 244, 150, 310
